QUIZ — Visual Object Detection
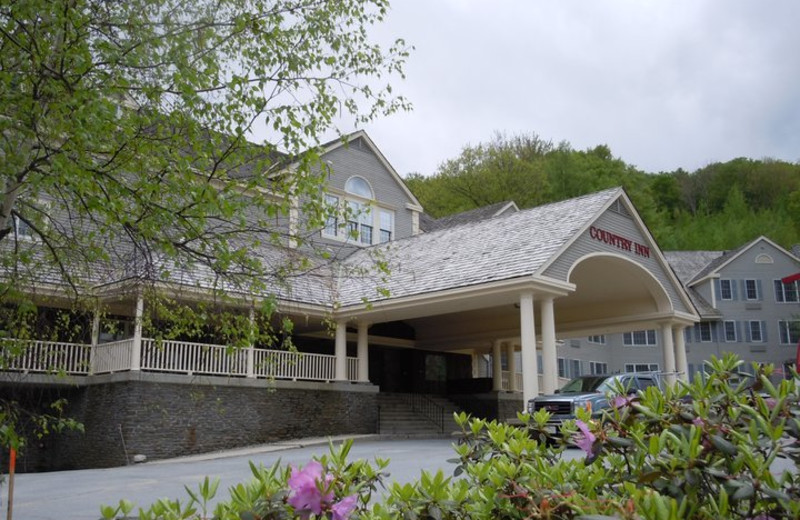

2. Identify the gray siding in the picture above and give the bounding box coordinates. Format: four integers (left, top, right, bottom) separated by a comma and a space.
561, 238, 800, 379
319, 137, 416, 243
544, 207, 692, 315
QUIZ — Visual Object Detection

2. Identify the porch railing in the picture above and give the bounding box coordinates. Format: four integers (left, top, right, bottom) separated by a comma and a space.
93, 339, 135, 374
0, 337, 358, 382
141, 339, 248, 376
0, 339, 91, 375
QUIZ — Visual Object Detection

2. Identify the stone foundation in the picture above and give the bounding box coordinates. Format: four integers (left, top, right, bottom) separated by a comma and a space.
2, 372, 378, 472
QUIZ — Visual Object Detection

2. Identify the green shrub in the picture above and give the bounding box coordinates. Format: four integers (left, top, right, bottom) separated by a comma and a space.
103, 354, 799, 519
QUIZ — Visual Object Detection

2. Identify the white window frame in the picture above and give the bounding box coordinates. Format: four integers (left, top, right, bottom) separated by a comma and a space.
719, 279, 733, 300
778, 320, 800, 345
322, 188, 395, 246
695, 322, 712, 343
322, 194, 340, 238
744, 279, 759, 300
557, 357, 567, 378
774, 279, 799, 303
623, 329, 657, 346
625, 363, 660, 373
589, 361, 608, 375
587, 335, 606, 344
569, 359, 582, 378
748, 321, 763, 343
379, 208, 394, 243
723, 320, 737, 342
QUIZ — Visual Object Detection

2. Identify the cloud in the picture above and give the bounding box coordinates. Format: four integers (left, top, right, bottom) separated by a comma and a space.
354, 0, 800, 177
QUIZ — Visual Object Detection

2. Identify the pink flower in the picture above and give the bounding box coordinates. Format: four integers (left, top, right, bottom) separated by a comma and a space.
612, 395, 633, 408
574, 419, 596, 456
331, 494, 358, 520
692, 417, 704, 427
288, 461, 334, 516
764, 398, 778, 410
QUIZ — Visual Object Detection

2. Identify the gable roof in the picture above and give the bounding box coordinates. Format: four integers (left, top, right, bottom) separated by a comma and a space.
318, 131, 424, 211
336, 188, 622, 306
681, 236, 799, 286
421, 201, 519, 232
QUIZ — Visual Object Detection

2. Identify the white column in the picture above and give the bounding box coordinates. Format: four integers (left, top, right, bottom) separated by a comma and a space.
89, 307, 100, 375
540, 296, 558, 394
661, 323, 676, 386
131, 293, 143, 372
357, 321, 370, 383
520, 292, 539, 407
673, 325, 688, 382
335, 319, 348, 381
246, 308, 255, 379
507, 342, 517, 392
471, 350, 480, 378
492, 340, 503, 391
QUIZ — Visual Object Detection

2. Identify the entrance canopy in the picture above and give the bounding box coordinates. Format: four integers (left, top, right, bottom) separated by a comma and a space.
322, 188, 698, 403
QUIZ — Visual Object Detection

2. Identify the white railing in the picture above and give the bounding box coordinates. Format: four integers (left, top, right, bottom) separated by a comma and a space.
501, 371, 525, 391
1, 337, 360, 382
348, 357, 359, 381
0, 339, 91, 375
92, 339, 135, 374
254, 349, 357, 382
141, 338, 248, 376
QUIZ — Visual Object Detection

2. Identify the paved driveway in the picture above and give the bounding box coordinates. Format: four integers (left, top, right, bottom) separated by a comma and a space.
9, 436, 467, 520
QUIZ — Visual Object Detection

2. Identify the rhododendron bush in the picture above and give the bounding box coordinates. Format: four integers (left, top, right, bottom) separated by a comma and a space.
103, 354, 799, 519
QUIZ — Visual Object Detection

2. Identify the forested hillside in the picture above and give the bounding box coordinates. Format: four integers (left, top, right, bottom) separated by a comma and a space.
404, 133, 800, 251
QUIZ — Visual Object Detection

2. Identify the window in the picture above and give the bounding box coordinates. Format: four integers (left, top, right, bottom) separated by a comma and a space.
775, 279, 799, 303
623, 329, 657, 346
589, 361, 608, 375
694, 322, 712, 342
625, 363, 659, 373
322, 184, 395, 246
588, 335, 606, 344
557, 358, 566, 378
11, 214, 34, 240
748, 321, 763, 342
345, 176, 373, 198
719, 279, 733, 300
570, 359, 582, 378
724, 321, 737, 342
379, 209, 393, 243
778, 320, 800, 345
744, 279, 759, 300
323, 195, 339, 237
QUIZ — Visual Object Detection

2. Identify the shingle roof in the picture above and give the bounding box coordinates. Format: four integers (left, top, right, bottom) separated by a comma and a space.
336, 188, 621, 305
663, 251, 724, 318
663, 251, 724, 285
421, 201, 519, 232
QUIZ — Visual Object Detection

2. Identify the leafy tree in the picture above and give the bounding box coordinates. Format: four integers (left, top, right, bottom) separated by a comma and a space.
0, 0, 410, 449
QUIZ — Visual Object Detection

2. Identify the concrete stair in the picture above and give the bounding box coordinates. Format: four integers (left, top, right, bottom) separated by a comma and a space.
377, 393, 462, 436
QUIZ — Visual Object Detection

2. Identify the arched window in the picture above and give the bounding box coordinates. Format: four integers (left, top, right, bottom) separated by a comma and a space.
345, 177, 373, 199
323, 176, 394, 245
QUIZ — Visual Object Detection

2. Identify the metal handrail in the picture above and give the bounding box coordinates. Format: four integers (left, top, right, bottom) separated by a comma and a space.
407, 393, 446, 433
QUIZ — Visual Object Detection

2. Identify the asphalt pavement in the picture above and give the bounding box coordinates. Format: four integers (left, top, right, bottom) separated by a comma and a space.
6, 435, 464, 520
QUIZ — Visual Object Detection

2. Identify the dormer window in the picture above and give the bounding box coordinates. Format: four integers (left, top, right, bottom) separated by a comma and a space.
323, 176, 394, 245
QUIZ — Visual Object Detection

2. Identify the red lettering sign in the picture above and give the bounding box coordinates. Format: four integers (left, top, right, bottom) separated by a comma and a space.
589, 226, 650, 258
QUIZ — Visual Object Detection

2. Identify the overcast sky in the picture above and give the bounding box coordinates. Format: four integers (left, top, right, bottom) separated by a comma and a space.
335, 0, 800, 177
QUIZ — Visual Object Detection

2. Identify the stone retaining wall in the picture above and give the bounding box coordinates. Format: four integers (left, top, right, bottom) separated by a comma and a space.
2, 373, 378, 471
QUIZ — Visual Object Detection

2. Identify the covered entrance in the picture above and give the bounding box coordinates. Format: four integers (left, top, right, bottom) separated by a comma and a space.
328, 188, 699, 416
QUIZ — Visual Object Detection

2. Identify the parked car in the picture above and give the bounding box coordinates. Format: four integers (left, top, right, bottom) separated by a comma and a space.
527, 372, 662, 430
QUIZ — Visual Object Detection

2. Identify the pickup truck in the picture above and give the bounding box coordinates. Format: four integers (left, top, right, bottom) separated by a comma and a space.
527, 372, 661, 428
